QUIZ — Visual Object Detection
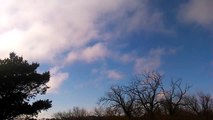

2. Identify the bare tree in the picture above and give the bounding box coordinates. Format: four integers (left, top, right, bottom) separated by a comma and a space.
72, 107, 88, 118
160, 79, 190, 116
184, 92, 213, 117
130, 71, 163, 120
99, 85, 136, 120
105, 107, 121, 117
53, 110, 72, 119
52, 107, 88, 119
94, 106, 105, 117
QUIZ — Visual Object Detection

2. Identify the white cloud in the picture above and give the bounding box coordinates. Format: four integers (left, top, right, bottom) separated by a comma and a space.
0, 0, 161, 61
156, 91, 166, 101
134, 48, 165, 73
178, 0, 213, 27
81, 43, 109, 62
119, 53, 136, 63
65, 43, 109, 64
100, 0, 173, 40
47, 66, 69, 93
0, 0, 168, 92
106, 70, 124, 80
112, 51, 137, 63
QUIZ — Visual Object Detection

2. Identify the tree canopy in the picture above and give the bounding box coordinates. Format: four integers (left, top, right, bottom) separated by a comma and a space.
0, 53, 52, 119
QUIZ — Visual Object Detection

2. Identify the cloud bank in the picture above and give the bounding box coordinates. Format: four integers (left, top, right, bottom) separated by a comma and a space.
0, 0, 167, 93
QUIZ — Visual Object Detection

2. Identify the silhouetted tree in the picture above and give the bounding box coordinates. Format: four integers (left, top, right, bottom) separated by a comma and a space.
0, 53, 52, 119
160, 79, 190, 116
53, 107, 88, 120
104, 107, 121, 117
184, 92, 213, 119
51, 69, 213, 120
130, 71, 163, 120
99, 85, 135, 120
94, 106, 105, 117
53, 110, 73, 120
72, 107, 88, 118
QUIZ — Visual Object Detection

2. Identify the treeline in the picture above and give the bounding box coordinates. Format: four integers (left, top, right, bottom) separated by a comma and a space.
52, 71, 213, 120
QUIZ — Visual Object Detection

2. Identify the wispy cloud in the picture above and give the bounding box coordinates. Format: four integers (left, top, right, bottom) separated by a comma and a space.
134, 48, 165, 73
47, 66, 69, 93
133, 47, 179, 73
178, 0, 213, 27
106, 70, 124, 80
0, 0, 169, 92
65, 43, 109, 64
112, 51, 137, 63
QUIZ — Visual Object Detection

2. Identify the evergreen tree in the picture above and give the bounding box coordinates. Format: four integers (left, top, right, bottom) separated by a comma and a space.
0, 53, 52, 119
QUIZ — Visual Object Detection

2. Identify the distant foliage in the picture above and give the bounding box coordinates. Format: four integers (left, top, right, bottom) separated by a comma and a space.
0, 53, 52, 119
53, 107, 88, 120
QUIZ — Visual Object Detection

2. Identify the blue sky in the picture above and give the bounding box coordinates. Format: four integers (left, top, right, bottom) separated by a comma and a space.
0, 0, 212, 118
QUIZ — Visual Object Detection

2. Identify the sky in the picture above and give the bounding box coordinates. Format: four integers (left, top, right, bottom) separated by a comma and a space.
0, 0, 213, 118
